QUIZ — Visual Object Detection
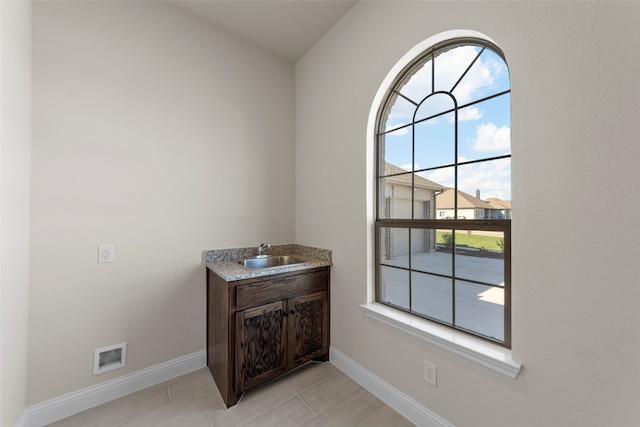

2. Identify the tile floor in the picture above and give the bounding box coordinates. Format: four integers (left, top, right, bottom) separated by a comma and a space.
46, 362, 414, 426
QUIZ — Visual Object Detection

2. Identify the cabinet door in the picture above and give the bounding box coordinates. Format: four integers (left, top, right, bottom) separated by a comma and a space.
236, 301, 287, 391
288, 291, 329, 367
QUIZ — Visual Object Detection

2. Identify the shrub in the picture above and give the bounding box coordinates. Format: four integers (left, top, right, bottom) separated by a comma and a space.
440, 232, 453, 248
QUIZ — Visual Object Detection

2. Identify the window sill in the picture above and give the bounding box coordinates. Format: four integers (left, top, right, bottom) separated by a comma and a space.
361, 302, 522, 378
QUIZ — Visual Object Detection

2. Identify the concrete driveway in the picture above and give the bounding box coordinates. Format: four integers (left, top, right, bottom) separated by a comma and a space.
380, 251, 505, 342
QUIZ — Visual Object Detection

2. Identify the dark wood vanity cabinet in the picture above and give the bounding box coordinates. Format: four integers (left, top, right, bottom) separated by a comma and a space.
207, 266, 329, 408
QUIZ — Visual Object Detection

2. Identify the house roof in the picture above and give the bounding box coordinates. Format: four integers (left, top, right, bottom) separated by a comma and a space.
436, 188, 494, 209
383, 163, 446, 191
485, 197, 512, 210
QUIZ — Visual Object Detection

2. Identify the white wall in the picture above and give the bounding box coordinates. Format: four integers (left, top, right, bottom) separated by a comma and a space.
0, 1, 32, 425
29, 1, 295, 404
296, 2, 640, 426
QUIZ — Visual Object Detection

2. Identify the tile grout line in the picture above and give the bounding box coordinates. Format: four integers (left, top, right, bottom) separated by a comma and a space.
286, 363, 338, 400
296, 394, 316, 416
241, 362, 330, 407
166, 384, 172, 404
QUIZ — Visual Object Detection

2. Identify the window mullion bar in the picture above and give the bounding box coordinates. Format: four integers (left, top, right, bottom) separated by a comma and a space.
457, 89, 510, 110
450, 47, 485, 94
452, 102, 459, 330
375, 222, 380, 301
456, 154, 511, 168
395, 154, 510, 178
396, 90, 419, 107
431, 52, 435, 94
504, 227, 512, 347
377, 218, 509, 229
408, 228, 413, 312
451, 248, 456, 330
380, 88, 510, 137
409, 119, 416, 312
380, 91, 510, 138
411, 123, 416, 220
380, 122, 412, 137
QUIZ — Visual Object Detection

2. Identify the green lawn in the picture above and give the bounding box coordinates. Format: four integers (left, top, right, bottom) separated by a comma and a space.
436, 231, 504, 251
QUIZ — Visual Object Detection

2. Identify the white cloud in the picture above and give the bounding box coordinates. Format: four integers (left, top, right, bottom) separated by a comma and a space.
398, 62, 432, 105
459, 158, 511, 199
460, 177, 511, 201
457, 107, 483, 122
386, 123, 409, 135
426, 168, 454, 188
472, 122, 510, 152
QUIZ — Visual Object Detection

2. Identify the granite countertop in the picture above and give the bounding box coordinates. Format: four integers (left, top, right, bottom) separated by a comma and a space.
204, 244, 332, 281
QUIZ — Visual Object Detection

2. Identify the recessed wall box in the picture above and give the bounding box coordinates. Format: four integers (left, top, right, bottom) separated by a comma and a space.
93, 343, 127, 375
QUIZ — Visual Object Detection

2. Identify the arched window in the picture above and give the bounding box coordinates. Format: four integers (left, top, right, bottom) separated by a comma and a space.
375, 38, 511, 347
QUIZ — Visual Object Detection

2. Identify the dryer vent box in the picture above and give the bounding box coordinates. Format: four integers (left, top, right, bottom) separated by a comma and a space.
93, 343, 127, 375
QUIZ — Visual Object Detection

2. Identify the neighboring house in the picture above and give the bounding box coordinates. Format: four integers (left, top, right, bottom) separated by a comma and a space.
485, 197, 512, 219
436, 188, 495, 220
381, 163, 446, 257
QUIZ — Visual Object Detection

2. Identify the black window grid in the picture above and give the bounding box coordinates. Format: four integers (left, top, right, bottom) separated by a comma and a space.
374, 38, 512, 348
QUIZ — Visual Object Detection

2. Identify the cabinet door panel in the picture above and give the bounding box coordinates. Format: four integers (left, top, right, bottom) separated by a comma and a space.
236, 301, 286, 391
288, 291, 328, 367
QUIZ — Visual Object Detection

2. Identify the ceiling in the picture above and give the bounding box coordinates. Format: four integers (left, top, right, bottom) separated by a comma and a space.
168, 0, 358, 62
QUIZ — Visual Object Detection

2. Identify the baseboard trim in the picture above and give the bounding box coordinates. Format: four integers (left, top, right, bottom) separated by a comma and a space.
329, 347, 454, 427
19, 348, 445, 427
19, 350, 206, 427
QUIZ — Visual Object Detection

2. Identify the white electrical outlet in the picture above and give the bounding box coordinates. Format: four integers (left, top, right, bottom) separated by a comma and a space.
98, 244, 114, 263
424, 360, 437, 387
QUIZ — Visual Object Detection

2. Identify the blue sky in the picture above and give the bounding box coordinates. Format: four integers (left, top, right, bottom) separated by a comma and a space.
382, 45, 511, 200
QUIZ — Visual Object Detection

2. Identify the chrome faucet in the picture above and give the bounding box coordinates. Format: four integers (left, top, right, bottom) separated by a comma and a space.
258, 243, 270, 256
